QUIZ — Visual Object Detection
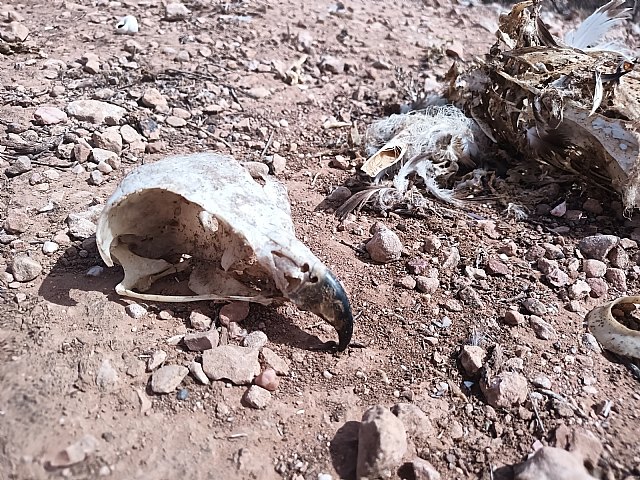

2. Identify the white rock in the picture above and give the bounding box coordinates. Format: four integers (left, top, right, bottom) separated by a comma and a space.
34, 106, 68, 125
189, 361, 210, 385
243, 385, 272, 409
261, 347, 290, 375
120, 124, 142, 144
202, 345, 260, 384
125, 303, 147, 319
165, 2, 190, 20
514, 447, 596, 480
147, 350, 167, 371
96, 359, 119, 390
151, 365, 189, 394
10, 255, 42, 282
242, 330, 268, 349
66, 100, 126, 125
42, 241, 59, 254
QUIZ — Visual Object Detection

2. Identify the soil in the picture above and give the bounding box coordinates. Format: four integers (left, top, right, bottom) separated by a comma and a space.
1, 1, 639, 480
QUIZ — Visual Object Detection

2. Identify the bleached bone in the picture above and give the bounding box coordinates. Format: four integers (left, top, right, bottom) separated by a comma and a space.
96, 152, 353, 351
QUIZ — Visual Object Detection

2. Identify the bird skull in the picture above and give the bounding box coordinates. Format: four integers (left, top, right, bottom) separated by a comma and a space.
96, 152, 353, 351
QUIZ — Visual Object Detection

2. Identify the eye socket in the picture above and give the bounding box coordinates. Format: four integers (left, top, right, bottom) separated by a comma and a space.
310, 276, 318, 283
301, 263, 310, 273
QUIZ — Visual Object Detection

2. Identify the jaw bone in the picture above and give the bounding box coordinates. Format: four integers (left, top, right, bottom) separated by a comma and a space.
96, 152, 354, 351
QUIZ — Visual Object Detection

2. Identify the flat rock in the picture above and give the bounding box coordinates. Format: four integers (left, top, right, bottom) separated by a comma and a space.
247, 86, 271, 99
522, 298, 547, 316
10, 255, 42, 282
366, 227, 402, 263
47, 434, 99, 468
141, 88, 168, 109
202, 345, 260, 384
4, 210, 30, 234
0, 22, 29, 43
243, 385, 272, 409
147, 350, 167, 371
529, 315, 557, 340
357, 405, 408, 479
120, 124, 143, 144
504, 309, 525, 326
242, 331, 268, 349
459, 345, 485, 375
582, 259, 606, 278
514, 447, 596, 480
67, 100, 126, 125
34, 106, 68, 125
96, 359, 119, 390
416, 276, 439, 294
219, 301, 250, 326
486, 257, 510, 276
261, 347, 290, 375
189, 361, 210, 385
151, 365, 189, 394
189, 311, 212, 330
481, 371, 528, 408
578, 235, 619, 261
5, 155, 32, 177
92, 128, 122, 154
125, 303, 147, 319
184, 330, 219, 351
165, 2, 190, 21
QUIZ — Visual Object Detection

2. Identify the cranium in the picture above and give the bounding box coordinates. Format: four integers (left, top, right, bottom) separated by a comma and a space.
96, 152, 353, 351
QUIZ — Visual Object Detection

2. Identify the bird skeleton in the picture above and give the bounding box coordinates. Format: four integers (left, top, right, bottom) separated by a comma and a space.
96, 153, 353, 351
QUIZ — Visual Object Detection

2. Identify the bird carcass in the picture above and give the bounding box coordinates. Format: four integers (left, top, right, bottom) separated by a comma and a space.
447, 0, 640, 211
96, 152, 353, 351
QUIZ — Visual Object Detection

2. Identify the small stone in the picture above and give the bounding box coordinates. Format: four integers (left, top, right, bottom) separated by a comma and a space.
514, 447, 594, 480
147, 350, 167, 371
578, 235, 619, 261
522, 298, 547, 316
189, 361, 210, 385
568, 280, 591, 299
176, 388, 188, 401
297, 30, 313, 52
125, 303, 147, 319
242, 331, 268, 349
531, 375, 552, 389
543, 243, 565, 260
458, 286, 484, 308
119, 124, 142, 144
481, 371, 528, 408
366, 227, 402, 263
243, 385, 272, 409
550, 201, 567, 217
165, 2, 190, 21
202, 345, 260, 384
139, 118, 160, 140
141, 88, 168, 110
459, 345, 486, 375
546, 268, 570, 287
525, 245, 546, 261
172, 107, 191, 119
42, 241, 59, 254
486, 257, 510, 276
89, 170, 105, 186
5, 155, 32, 177
412, 458, 441, 480
66, 210, 99, 239
582, 333, 602, 354
151, 365, 189, 394
529, 315, 557, 340
396, 275, 417, 290
357, 405, 408, 479
34, 106, 67, 125
183, 330, 219, 351
73, 143, 92, 163
10, 255, 42, 282
261, 347, 290, 375
47, 435, 99, 468
166, 115, 187, 127
605, 268, 627, 291
442, 246, 461, 271
0, 22, 30, 43
498, 242, 518, 256
4, 210, 30, 234
219, 301, 250, 326
608, 246, 629, 269
92, 129, 123, 154
321, 56, 345, 74
504, 309, 525, 326
189, 311, 212, 330
390, 403, 435, 444
96, 359, 119, 390
66, 100, 126, 125
254, 368, 279, 391
586, 278, 608, 298
91, 148, 118, 166
422, 235, 442, 253
271, 154, 287, 175
583, 259, 607, 278
247, 86, 271, 99
415, 276, 439, 294
582, 198, 603, 215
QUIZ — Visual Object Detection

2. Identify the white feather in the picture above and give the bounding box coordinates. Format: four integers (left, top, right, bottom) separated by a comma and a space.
565, 0, 630, 51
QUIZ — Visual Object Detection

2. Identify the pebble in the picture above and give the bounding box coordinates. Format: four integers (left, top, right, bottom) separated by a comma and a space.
242, 331, 268, 349
531, 375, 552, 389
166, 115, 187, 127
165, 2, 190, 21
396, 275, 417, 290
366, 227, 402, 263
73, 143, 92, 163
357, 405, 407, 479
582, 333, 602, 353
125, 303, 147, 319
321, 56, 345, 74
422, 235, 442, 253
522, 298, 547, 316
485, 257, 510, 276
538, 257, 559, 275
297, 30, 313, 52
42, 241, 59, 254
4, 210, 30, 234
247, 87, 271, 99
184, 330, 219, 351
317, 475, 333, 480
189, 361, 210, 385
608, 246, 629, 269
93, 129, 123, 154
459, 345, 486, 375
546, 268, 570, 287
139, 118, 160, 140
47, 435, 99, 468
147, 350, 167, 371
5, 155, 32, 177
261, 347, 290, 375
529, 315, 557, 340
202, 345, 260, 384
151, 365, 189, 394
10, 255, 42, 282
525, 245, 545, 261
582, 259, 607, 278
96, 359, 119, 390
66, 100, 126, 125
412, 458, 441, 480
605, 268, 627, 291
390, 403, 435, 443
586, 277, 608, 298
66, 213, 98, 240
243, 385, 272, 409
504, 309, 525, 326
34, 106, 68, 125
415, 276, 439, 294
141, 88, 168, 110
567, 280, 591, 299
271, 154, 287, 175
219, 301, 250, 326
481, 371, 528, 408
189, 311, 212, 330
92, 147, 119, 165
89, 170, 105, 186
120, 124, 143, 144
254, 368, 279, 391
578, 235, 619, 261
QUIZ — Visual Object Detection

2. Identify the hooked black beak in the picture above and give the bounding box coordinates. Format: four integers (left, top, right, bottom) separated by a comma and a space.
287, 266, 353, 352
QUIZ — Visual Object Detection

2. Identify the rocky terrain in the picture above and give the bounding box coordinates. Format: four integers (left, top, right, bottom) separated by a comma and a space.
1, 0, 639, 479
